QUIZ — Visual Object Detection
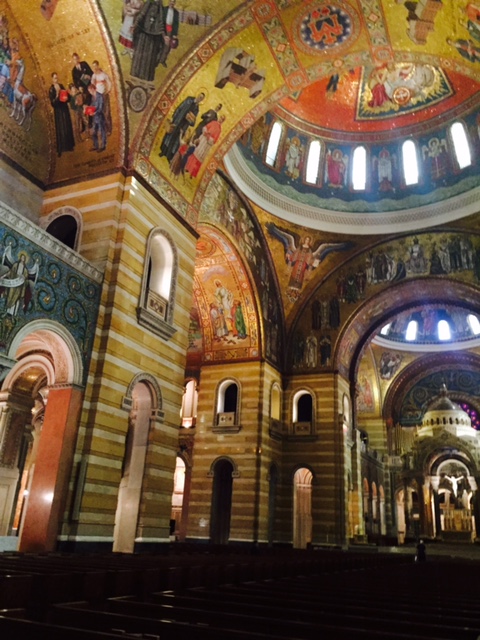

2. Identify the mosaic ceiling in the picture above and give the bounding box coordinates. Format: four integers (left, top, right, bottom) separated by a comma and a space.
2, 1, 479, 205
4, 0, 480, 343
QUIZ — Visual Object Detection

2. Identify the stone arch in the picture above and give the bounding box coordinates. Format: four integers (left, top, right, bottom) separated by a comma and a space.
383, 352, 480, 426
40, 206, 83, 252
0, 321, 84, 551
291, 463, 316, 484
293, 465, 314, 549
114, 379, 154, 553
122, 372, 164, 422
335, 278, 480, 382
6, 319, 83, 388
208, 456, 237, 545
207, 455, 240, 479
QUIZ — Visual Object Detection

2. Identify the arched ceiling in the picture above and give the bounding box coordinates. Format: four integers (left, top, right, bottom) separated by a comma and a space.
187, 225, 261, 367
5, 1, 480, 205
5, 0, 480, 350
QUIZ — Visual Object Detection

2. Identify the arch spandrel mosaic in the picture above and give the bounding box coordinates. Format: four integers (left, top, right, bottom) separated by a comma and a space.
286, 230, 480, 375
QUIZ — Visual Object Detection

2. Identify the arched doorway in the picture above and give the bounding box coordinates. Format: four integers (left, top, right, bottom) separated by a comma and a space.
210, 458, 234, 545
170, 456, 186, 541
113, 381, 152, 553
293, 467, 313, 549
267, 463, 279, 547
0, 369, 47, 543
0, 323, 83, 552
395, 488, 407, 545
434, 459, 475, 542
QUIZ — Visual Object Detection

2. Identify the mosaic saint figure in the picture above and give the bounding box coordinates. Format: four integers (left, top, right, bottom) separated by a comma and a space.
159, 92, 205, 162
267, 222, 352, 295
119, 0, 144, 55
185, 115, 225, 178
49, 72, 75, 157
131, 0, 166, 82
158, 0, 180, 68
325, 148, 347, 187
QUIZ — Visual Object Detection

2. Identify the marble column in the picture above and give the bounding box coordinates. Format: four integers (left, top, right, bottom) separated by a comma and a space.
0, 394, 34, 536
472, 479, 480, 541
19, 384, 83, 552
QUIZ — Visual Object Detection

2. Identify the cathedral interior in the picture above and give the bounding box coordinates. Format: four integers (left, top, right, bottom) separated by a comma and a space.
1, 0, 480, 558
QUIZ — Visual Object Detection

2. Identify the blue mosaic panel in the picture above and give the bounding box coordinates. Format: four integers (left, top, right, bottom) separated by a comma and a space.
0, 225, 101, 383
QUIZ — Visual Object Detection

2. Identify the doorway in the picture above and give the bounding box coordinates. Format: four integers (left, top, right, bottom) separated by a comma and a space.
210, 458, 234, 545
293, 467, 313, 549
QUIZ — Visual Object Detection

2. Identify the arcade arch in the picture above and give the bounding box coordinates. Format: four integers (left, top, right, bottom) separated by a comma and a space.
114, 375, 163, 553
345, 280, 480, 545
0, 323, 83, 551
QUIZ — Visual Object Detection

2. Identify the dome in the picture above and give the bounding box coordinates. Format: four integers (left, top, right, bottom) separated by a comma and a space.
373, 307, 480, 351
429, 394, 462, 414
421, 385, 472, 434
227, 61, 480, 234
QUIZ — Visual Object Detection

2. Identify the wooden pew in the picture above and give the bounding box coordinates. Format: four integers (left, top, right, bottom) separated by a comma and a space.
48, 599, 478, 640
104, 595, 480, 639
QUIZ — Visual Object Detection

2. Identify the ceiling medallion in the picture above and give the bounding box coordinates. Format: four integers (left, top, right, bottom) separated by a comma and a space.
294, 2, 359, 55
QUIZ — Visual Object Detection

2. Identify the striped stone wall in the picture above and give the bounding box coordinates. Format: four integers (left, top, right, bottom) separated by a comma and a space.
41, 174, 197, 549
186, 361, 283, 545
280, 372, 349, 547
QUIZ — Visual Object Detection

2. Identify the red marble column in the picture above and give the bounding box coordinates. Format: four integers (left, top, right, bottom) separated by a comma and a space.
19, 385, 83, 552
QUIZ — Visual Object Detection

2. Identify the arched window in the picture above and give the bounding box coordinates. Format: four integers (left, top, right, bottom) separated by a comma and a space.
149, 235, 174, 302
293, 390, 314, 434
269, 383, 282, 438
224, 383, 237, 413
305, 140, 322, 184
46, 215, 78, 249
380, 323, 391, 336
467, 314, 480, 335
265, 121, 282, 167
450, 121, 471, 169
352, 145, 366, 191
437, 319, 451, 341
371, 482, 378, 522
137, 229, 178, 340
181, 379, 198, 428
298, 394, 312, 422
343, 394, 350, 424
402, 140, 419, 186
405, 319, 418, 341
270, 383, 281, 421
215, 379, 240, 431
42, 206, 82, 251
